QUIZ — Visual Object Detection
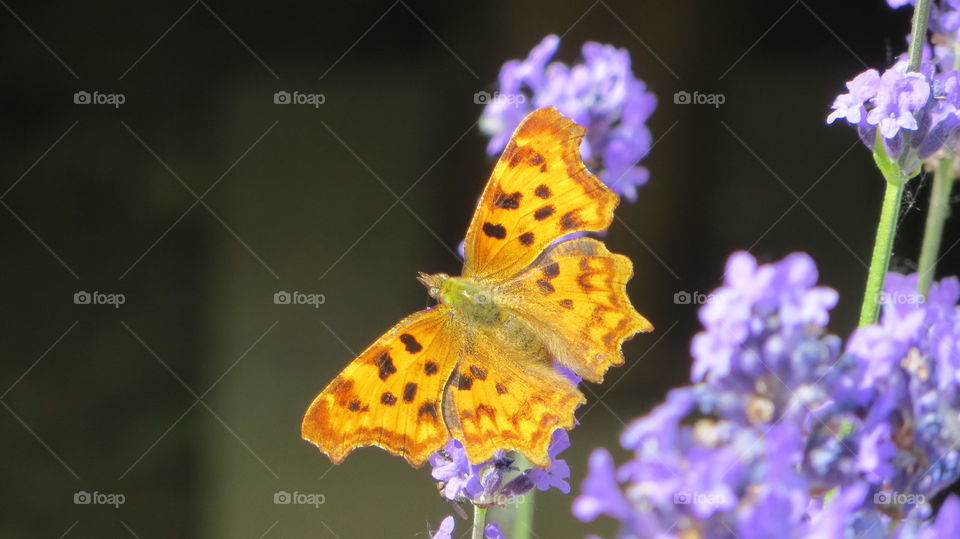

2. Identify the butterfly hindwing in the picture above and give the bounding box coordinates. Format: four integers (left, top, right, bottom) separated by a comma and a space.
301, 309, 459, 467
462, 107, 619, 280
443, 333, 584, 467
499, 237, 653, 383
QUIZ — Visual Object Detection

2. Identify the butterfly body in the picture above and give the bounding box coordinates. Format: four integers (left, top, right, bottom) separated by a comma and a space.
429, 273, 502, 324
303, 107, 653, 468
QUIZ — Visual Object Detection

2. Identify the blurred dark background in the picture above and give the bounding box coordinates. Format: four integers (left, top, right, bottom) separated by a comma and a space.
1, 1, 954, 537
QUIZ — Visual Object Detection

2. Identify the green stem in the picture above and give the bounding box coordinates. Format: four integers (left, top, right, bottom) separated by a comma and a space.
513, 458, 535, 539
907, 0, 932, 72
859, 179, 905, 327
472, 505, 487, 539
856, 0, 930, 326
917, 158, 956, 295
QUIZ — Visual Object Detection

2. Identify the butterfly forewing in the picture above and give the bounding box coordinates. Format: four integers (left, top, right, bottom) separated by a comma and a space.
301, 309, 459, 467
462, 107, 619, 280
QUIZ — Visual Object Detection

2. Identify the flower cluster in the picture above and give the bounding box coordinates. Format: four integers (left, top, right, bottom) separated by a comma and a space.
431, 515, 502, 539
479, 35, 657, 202
429, 431, 571, 537
888, 0, 960, 39
574, 252, 960, 538
828, 3, 960, 173
827, 61, 960, 173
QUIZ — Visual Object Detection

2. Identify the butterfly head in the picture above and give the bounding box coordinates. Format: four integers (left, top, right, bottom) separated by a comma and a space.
418, 272, 450, 300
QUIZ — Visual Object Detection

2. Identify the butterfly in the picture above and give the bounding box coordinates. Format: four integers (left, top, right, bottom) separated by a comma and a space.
302, 106, 653, 468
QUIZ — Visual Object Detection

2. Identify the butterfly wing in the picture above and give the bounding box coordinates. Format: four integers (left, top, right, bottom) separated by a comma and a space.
301, 308, 460, 467
462, 107, 619, 280
443, 332, 584, 467
499, 237, 653, 383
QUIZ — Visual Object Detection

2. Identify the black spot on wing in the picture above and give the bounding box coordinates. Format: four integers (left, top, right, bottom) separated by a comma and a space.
399, 333, 422, 354
492, 190, 522, 210
425, 361, 438, 375
542, 262, 560, 279
535, 184, 552, 198
418, 402, 439, 421
482, 222, 507, 239
534, 205, 555, 221
519, 232, 535, 245
537, 279, 555, 294
375, 352, 396, 380
469, 365, 487, 380
381, 392, 397, 405
403, 383, 417, 402
560, 210, 583, 231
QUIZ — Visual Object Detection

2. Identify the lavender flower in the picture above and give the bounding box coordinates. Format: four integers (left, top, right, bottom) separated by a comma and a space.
430, 516, 503, 539
430, 430, 571, 506
479, 35, 656, 201
574, 252, 960, 538
845, 273, 960, 504
888, 0, 960, 37
831, 2, 960, 172
827, 61, 960, 173
431, 516, 455, 539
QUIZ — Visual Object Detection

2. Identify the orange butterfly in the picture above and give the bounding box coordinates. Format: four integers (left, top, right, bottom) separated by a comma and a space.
302, 107, 653, 467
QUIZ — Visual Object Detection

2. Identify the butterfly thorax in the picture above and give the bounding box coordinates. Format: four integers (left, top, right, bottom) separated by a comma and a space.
436, 275, 502, 325
419, 272, 545, 355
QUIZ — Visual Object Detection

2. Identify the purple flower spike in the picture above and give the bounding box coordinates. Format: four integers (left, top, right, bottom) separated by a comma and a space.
429, 430, 572, 506
431, 516, 455, 539
483, 522, 504, 539
525, 430, 572, 493
828, 69, 881, 125
572, 448, 631, 522
479, 35, 656, 202
575, 250, 960, 537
